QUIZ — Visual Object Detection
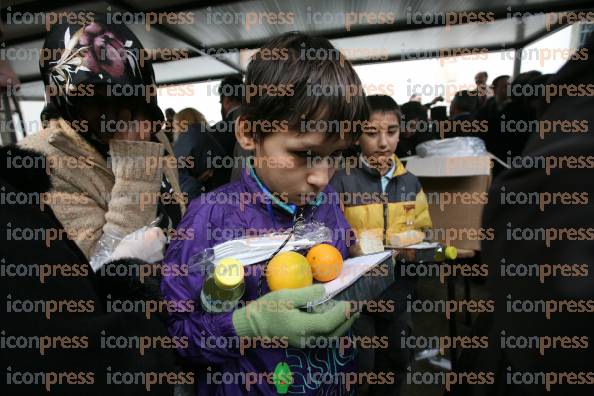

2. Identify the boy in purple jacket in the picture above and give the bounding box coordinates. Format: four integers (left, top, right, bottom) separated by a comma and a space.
162, 32, 370, 395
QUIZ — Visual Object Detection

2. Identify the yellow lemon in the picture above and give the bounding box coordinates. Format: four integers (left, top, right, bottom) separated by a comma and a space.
266, 251, 313, 291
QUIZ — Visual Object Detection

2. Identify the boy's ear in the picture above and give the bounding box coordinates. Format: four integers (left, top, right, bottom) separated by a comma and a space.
235, 117, 256, 150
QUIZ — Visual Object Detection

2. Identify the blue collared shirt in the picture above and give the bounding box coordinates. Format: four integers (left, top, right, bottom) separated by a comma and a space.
381, 163, 396, 192
361, 155, 396, 192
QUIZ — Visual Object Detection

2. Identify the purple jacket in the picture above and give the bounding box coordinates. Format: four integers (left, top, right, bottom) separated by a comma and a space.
162, 167, 357, 396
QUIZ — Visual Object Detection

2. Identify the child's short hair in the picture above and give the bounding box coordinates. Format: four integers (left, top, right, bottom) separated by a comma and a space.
400, 101, 428, 121
451, 90, 477, 114
218, 75, 244, 101
367, 95, 401, 121
240, 32, 369, 142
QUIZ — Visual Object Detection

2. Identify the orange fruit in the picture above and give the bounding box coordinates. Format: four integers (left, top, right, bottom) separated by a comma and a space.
306, 244, 343, 282
266, 251, 313, 291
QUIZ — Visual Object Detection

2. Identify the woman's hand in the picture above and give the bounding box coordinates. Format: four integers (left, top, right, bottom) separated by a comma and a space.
112, 129, 152, 141
109, 226, 167, 263
111, 108, 153, 141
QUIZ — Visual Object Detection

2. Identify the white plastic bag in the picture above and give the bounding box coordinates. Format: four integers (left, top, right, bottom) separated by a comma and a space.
415, 137, 487, 158
109, 226, 167, 263
89, 216, 166, 271
199, 221, 333, 267
89, 224, 166, 271
89, 229, 125, 271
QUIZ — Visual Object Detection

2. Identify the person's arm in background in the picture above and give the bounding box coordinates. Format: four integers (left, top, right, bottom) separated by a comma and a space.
97, 138, 165, 256
422, 95, 443, 109
19, 127, 165, 265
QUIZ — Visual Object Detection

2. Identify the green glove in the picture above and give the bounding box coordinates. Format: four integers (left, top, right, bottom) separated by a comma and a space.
232, 285, 358, 347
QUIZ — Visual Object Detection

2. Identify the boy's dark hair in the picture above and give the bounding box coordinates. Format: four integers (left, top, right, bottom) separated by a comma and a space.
492, 75, 510, 88
219, 75, 244, 101
451, 90, 477, 114
475, 71, 488, 79
367, 95, 400, 116
240, 32, 369, 142
400, 101, 428, 121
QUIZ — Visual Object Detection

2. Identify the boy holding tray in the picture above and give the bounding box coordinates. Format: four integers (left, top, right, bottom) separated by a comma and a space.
331, 95, 433, 396
162, 32, 371, 395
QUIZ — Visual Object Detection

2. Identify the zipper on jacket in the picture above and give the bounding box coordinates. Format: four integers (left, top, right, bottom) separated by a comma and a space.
383, 201, 388, 244
382, 179, 388, 244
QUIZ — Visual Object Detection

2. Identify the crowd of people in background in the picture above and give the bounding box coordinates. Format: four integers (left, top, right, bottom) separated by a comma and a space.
151, 64, 555, 396
167, 68, 550, 198
2, 11, 592, 396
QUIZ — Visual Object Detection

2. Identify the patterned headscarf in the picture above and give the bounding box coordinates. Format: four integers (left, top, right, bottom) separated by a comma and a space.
40, 15, 163, 123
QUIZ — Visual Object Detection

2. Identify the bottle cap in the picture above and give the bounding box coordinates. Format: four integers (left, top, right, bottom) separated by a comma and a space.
444, 246, 457, 260
214, 258, 244, 289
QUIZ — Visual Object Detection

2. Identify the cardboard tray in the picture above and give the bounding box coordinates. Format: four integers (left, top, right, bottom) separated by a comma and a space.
387, 242, 442, 263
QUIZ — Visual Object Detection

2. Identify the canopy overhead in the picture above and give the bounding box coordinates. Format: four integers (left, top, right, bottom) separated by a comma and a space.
1, 0, 592, 99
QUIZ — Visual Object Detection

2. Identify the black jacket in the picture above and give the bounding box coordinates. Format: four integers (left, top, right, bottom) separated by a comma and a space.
0, 147, 178, 395
209, 107, 240, 157
173, 122, 226, 200
207, 107, 241, 188
448, 34, 594, 396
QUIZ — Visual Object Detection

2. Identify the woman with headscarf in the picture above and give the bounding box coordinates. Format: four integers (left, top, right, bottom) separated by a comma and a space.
19, 17, 185, 268
0, 144, 178, 396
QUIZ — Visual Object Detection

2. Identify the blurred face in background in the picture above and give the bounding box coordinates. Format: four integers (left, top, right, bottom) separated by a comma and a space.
165, 109, 175, 122
401, 118, 418, 139
220, 96, 241, 119
493, 77, 510, 102
475, 72, 488, 87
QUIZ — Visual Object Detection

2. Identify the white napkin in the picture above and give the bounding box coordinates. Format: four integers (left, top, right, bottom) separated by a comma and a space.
213, 234, 320, 265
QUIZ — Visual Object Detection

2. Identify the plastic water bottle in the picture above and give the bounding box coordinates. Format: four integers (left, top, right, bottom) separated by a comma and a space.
200, 258, 245, 313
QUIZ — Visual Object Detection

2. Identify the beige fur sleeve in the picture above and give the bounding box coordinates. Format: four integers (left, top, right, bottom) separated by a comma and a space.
101, 140, 164, 243
47, 140, 164, 260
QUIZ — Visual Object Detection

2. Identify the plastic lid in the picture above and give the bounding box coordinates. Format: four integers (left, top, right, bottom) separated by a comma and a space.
444, 246, 458, 260
214, 258, 244, 289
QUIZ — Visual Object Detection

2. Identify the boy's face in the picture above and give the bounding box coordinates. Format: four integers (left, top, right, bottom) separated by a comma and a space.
475, 73, 487, 86
358, 111, 400, 171
494, 77, 510, 100
237, 124, 350, 206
